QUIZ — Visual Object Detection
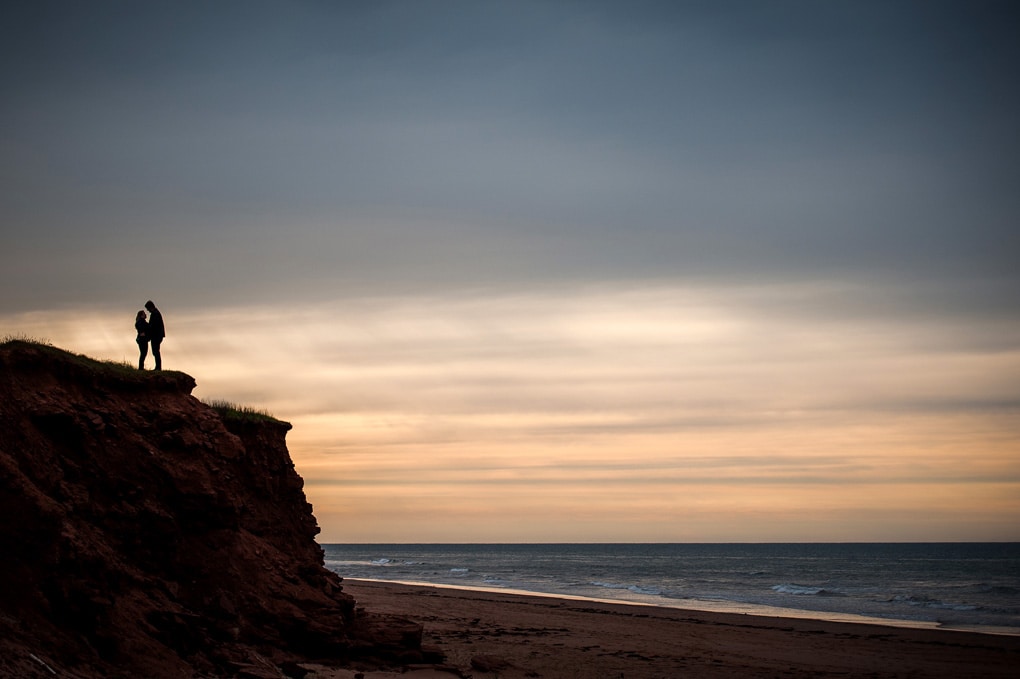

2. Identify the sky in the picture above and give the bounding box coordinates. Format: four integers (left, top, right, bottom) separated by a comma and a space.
2, 0, 1018, 542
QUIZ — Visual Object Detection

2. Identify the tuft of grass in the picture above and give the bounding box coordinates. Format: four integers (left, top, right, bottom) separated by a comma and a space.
1, 333, 51, 346
203, 399, 280, 424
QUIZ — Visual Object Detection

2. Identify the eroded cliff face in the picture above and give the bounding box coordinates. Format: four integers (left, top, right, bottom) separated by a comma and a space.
0, 341, 424, 678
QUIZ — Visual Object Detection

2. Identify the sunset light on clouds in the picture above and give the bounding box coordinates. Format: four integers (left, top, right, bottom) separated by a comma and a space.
2, 1, 1018, 542
8, 284, 1018, 542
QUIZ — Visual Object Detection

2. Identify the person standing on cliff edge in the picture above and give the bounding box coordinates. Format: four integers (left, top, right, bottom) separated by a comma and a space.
144, 300, 165, 370
134, 310, 149, 370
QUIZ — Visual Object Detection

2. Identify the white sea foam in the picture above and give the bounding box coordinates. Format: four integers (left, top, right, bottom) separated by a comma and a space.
591, 581, 662, 596
324, 559, 384, 568
889, 595, 978, 611
772, 583, 846, 597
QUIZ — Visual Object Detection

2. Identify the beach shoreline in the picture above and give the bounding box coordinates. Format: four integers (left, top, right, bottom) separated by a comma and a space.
322, 543, 1020, 636
308, 578, 1020, 678
347, 577, 974, 634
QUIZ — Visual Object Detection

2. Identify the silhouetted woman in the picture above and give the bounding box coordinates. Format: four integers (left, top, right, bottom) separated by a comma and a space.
135, 310, 149, 370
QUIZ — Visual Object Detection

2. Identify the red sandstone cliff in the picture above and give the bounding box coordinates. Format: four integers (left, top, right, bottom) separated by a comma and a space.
0, 340, 428, 678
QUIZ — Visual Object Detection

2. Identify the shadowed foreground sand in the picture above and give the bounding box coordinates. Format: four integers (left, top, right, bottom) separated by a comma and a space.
306, 579, 1020, 679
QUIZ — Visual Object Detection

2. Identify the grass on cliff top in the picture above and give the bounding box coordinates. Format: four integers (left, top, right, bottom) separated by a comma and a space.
2, 337, 282, 424
203, 399, 280, 424
1, 335, 159, 379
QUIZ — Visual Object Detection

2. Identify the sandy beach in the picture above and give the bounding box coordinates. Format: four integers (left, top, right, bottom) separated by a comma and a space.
304, 578, 1020, 679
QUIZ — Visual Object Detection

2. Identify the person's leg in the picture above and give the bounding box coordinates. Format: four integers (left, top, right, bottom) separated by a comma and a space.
138, 341, 148, 370
151, 338, 162, 370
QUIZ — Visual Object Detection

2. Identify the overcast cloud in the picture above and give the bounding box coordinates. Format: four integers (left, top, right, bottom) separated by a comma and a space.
3, 1, 1018, 314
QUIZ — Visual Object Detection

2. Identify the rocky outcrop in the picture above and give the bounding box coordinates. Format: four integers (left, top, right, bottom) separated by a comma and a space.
0, 340, 428, 678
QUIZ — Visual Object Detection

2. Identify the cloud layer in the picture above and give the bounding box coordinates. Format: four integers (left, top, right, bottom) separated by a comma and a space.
3, 1, 1018, 311
7, 283, 1018, 541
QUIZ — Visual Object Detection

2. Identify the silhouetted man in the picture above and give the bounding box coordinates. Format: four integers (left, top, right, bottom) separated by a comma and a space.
144, 300, 165, 370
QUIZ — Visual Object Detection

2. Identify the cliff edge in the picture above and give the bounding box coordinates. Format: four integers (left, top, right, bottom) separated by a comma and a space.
0, 340, 428, 678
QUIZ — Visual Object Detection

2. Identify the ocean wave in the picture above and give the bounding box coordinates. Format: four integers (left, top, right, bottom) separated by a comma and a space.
370, 558, 391, 565
888, 595, 978, 611
772, 583, 846, 597
449, 567, 469, 575
591, 581, 662, 596
324, 559, 379, 568
972, 584, 1019, 596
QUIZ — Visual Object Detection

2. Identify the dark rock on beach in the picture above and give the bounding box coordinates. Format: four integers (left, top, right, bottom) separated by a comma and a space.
0, 340, 428, 678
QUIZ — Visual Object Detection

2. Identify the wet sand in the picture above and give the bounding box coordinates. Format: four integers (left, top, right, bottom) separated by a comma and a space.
305, 578, 1020, 678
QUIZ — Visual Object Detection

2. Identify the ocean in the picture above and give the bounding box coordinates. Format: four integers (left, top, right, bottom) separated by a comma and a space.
322, 543, 1020, 634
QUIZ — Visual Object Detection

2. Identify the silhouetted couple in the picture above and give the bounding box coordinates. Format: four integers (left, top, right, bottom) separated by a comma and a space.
135, 300, 165, 370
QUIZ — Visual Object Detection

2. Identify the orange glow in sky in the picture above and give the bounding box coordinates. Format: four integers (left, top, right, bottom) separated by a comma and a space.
7, 283, 1018, 542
